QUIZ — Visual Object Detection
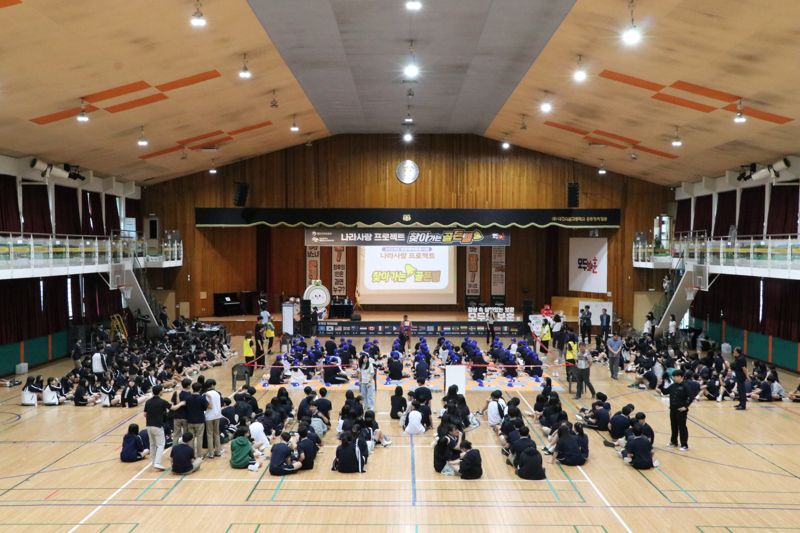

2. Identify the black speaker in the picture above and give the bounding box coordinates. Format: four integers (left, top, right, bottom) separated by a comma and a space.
300, 298, 312, 318
233, 182, 249, 207
567, 182, 580, 208
350, 313, 362, 322
522, 299, 534, 318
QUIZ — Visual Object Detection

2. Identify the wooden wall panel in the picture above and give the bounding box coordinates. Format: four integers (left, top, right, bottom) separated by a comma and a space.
142, 134, 669, 321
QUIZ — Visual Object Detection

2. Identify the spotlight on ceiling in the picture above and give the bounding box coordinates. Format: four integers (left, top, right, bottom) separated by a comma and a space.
190, 0, 207, 27
573, 54, 587, 82
621, 0, 641, 46
734, 98, 747, 124
76, 99, 90, 123
63, 164, 87, 181
598, 160, 607, 175
750, 158, 791, 181
671, 126, 683, 147
238, 53, 252, 79
209, 159, 217, 174
405, 1, 422, 11
305, 135, 313, 147
403, 40, 419, 79
290, 115, 300, 133
137, 126, 149, 147
402, 125, 414, 143
540, 91, 553, 113
629, 150, 638, 161
501, 140, 511, 150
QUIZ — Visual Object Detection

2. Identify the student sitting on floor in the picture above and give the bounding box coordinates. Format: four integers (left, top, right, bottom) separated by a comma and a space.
459, 440, 483, 480
42, 377, 66, 406
297, 426, 319, 470
609, 404, 635, 443
333, 432, 366, 473
579, 399, 610, 431
269, 432, 302, 476
390, 386, 407, 420
404, 403, 427, 435
171, 432, 202, 475
620, 424, 659, 469
481, 390, 507, 431
21, 376, 41, 406
551, 424, 587, 466
789, 383, 800, 402
120, 423, 150, 462
434, 424, 463, 476
515, 444, 546, 480
230, 426, 262, 472
363, 410, 392, 448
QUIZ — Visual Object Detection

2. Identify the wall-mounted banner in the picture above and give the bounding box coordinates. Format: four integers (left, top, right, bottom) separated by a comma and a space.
467, 306, 516, 322
305, 228, 510, 247
569, 238, 608, 294
305, 246, 320, 287
331, 246, 347, 297
491, 246, 506, 296
466, 246, 481, 297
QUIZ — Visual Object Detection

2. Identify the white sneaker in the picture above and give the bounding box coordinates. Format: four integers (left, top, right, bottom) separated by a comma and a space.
382, 439, 392, 447
248, 463, 260, 472
153, 463, 166, 471
653, 459, 660, 467
679, 446, 688, 452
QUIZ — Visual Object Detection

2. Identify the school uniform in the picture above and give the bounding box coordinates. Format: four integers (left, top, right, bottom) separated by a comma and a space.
120, 433, 147, 462
459, 449, 483, 479
334, 441, 365, 473
404, 410, 426, 435
388, 359, 404, 380
144, 395, 171, 466
515, 447, 546, 480
433, 434, 461, 473
185, 393, 208, 458
486, 399, 507, 427
555, 435, 586, 466
609, 413, 631, 440
623, 436, 654, 469
269, 442, 297, 476
298, 437, 318, 470
668, 381, 693, 448
171, 443, 201, 474
390, 395, 407, 419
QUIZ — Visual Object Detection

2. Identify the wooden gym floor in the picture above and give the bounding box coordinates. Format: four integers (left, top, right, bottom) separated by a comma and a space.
1, 336, 799, 532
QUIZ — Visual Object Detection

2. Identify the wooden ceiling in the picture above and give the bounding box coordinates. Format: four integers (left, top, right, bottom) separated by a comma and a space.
485, 0, 800, 185
0, 0, 328, 183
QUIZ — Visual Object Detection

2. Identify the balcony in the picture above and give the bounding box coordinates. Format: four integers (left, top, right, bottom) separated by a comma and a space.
0, 232, 182, 280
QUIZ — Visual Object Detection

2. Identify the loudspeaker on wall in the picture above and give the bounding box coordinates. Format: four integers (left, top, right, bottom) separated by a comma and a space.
233, 182, 249, 207
567, 182, 580, 208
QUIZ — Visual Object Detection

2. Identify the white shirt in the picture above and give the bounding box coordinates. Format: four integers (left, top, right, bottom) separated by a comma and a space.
260, 310, 270, 323
21, 389, 37, 406
487, 398, 506, 426
204, 389, 222, 421
42, 385, 60, 405
668, 320, 677, 334
404, 410, 425, 435
91, 352, 105, 373
643, 319, 653, 333
249, 421, 269, 447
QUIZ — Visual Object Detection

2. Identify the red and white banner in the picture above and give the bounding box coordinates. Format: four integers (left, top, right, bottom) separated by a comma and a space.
306, 245, 320, 287
568, 238, 608, 293
490, 246, 506, 296
331, 246, 347, 296
466, 246, 481, 297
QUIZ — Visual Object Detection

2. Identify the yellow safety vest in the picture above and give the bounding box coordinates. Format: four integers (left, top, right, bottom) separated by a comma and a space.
243, 339, 254, 358
541, 323, 551, 342
566, 341, 577, 361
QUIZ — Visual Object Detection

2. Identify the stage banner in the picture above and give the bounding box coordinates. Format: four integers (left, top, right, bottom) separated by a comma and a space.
490, 246, 506, 296
305, 245, 320, 287
331, 246, 347, 297
305, 228, 509, 247
569, 238, 608, 294
466, 246, 481, 297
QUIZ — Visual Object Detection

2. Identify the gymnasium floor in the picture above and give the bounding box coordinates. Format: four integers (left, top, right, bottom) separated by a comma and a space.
1, 337, 799, 533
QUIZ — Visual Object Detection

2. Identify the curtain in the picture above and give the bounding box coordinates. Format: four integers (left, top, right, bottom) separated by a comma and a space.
256, 226, 270, 293
766, 185, 799, 235
713, 191, 737, 237
125, 198, 142, 234
21, 184, 52, 235
0, 175, 21, 233
104, 194, 120, 235
0, 278, 47, 344
692, 195, 713, 235
762, 279, 800, 341
737, 185, 765, 237
692, 275, 763, 333
674, 199, 691, 234
81, 191, 105, 236
54, 186, 81, 235
69, 275, 82, 324
82, 274, 121, 324
43, 276, 70, 333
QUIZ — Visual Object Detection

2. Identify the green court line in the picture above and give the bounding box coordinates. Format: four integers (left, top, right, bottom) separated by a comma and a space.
696, 527, 800, 532
98, 525, 110, 533
557, 463, 585, 503
636, 469, 672, 503
160, 476, 183, 500
545, 477, 561, 502
135, 470, 166, 501
657, 466, 697, 503
244, 465, 269, 502
270, 476, 285, 502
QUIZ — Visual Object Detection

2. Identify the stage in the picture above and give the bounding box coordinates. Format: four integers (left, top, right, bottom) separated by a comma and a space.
199, 310, 525, 337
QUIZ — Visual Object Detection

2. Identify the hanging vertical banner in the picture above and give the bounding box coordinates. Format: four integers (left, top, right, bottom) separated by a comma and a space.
331, 246, 347, 296
306, 245, 320, 286
568, 238, 608, 293
491, 246, 506, 295
466, 246, 481, 297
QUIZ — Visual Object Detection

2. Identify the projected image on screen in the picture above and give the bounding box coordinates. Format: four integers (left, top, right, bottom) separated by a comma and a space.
357, 246, 457, 305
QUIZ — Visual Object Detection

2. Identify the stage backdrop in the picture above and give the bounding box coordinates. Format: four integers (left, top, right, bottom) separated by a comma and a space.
568, 238, 608, 294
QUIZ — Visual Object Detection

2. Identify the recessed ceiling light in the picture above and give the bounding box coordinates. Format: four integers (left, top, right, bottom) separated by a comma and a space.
671, 126, 683, 147
540, 91, 553, 113
190, 1, 206, 27
734, 98, 747, 123
621, 0, 641, 46
404, 40, 419, 79
76, 99, 89, 123
238, 53, 251, 79
290, 115, 300, 132
573, 54, 587, 82
137, 126, 148, 147
405, 1, 422, 11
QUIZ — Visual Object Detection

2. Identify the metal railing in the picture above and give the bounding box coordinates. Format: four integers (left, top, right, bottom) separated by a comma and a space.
0, 231, 182, 270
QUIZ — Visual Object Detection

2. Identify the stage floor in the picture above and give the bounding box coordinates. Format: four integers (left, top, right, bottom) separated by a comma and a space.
200, 310, 474, 323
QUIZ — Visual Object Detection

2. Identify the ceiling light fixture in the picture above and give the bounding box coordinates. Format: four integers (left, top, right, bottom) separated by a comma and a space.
403, 40, 419, 79
671, 126, 683, 147
137, 126, 149, 147
404, 106, 414, 123
621, 0, 641, 46
573, 54, 587, 82
209, 159, 217, 174
540, 91, 553, 113
290, 115, 300, 132
520, 114, 528, 130
180, 146, 188, 160
76, 99, 89, 123
238, 53, 252, 79
501, 139, 511, 150
406, 1, 422, 11
402, 124, 414, 143
270, 89, 279, 108
190, 1, 207, 27
734, 98, 747, 124
598, 160, 607, 175
305, 135, 313, 147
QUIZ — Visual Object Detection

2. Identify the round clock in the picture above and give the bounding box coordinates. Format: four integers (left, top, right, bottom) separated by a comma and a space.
303, 283, 331, 309
396, 159, 419, 184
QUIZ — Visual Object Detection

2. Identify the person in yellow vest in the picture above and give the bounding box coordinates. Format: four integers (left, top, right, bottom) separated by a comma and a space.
564, 328, 578, 394
540, 319, 552, 354
265, 320, 276, 354
243, 332, 255, 376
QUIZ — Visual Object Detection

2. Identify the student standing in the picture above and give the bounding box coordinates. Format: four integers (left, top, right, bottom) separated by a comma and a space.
668, 370, 692, 451
486, 310, 497, 345
732, 347, 748, 411
185, 382, 208, 458
579, 306, 592, 343
598, 308, 611, 344
204, 380, 224, 458
172, 378, 192, 443
574, 343, 596, 400
400, 315, 413, 352
606, 334, 623, 380
144, 385, 172, 470
357, 353, 377, 411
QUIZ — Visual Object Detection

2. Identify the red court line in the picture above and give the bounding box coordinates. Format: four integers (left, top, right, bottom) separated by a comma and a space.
177, 130, 225, 146
228, 121, 273, 136
44, 490, 59, 500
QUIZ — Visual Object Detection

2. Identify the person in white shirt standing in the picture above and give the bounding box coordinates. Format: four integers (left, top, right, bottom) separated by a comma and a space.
357, 353, 377, 411
204, 379, 224, 458
91, 346, 107, 377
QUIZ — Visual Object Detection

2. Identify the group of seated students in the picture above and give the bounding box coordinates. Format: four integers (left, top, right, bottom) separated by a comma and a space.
20, 320, 232, 408
331, 389, 393, 473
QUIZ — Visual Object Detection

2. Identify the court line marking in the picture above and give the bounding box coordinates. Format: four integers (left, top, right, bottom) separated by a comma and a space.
65, 462, 150, 533
134, 477, 587, 483
409, 434, 417, 506
516, 390, 633, 533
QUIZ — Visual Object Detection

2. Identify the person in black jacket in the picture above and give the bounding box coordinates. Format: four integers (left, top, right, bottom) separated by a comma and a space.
668, 369, 692, 451
458, 440, 482, 479
621, 424, 657, 469
333, 433, 365, 473
515, 445, 546, 480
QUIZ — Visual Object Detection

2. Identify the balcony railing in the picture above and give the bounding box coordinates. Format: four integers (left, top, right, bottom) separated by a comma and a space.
0, 231, 182, 270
